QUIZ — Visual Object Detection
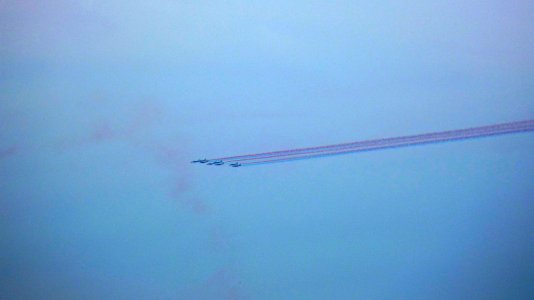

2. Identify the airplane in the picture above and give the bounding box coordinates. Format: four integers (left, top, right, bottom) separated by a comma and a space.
213, 161, 224, 166
207, 160, 223, 165
191, 159, 209, 163
229, 162, 241, 167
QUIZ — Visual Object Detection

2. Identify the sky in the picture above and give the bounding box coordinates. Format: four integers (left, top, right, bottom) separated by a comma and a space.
1, 1, 534, 299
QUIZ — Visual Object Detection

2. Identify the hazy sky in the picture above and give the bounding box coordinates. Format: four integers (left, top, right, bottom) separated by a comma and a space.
1, 1, 533, 299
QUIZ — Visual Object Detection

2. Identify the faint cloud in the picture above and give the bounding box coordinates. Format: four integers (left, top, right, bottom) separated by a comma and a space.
0, 145, 19, 160
182, 267, 248, 300
88, 122, 116, 143
52, 97, 209, 215
209, 225, 231, 252
0, 0, 113, 58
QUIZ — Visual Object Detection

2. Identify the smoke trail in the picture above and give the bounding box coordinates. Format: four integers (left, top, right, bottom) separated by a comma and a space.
213, 120, 534, 163
236, 119, 534, 166
235, 119, 534, 164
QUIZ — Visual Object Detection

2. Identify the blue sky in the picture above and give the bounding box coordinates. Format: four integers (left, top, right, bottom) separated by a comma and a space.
1, 1, 533, 299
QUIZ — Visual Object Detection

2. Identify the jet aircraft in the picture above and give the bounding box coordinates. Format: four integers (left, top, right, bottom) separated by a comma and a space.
191, 159, 209, 163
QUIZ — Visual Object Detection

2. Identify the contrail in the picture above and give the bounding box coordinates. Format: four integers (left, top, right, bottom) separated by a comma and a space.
193, 119, 534, 167
236, 119, 534, 164
239, 120, 534, 166
212, 120, 534, 163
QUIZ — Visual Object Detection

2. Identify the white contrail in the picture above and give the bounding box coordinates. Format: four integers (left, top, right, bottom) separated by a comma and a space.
210, 120, 534, 164
194, 119, 534, 167
236, 119, 534, 166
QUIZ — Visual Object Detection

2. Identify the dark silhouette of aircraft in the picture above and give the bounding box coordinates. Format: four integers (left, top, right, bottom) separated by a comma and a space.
191, 159, 209, 163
